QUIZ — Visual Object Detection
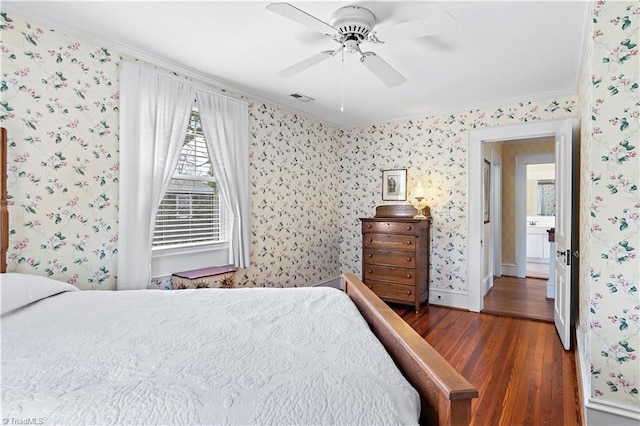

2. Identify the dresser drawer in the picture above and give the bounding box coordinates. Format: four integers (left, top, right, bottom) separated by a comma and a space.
363, 265, 416, 285
362, 221, 418, 235
363, 234, 417, 251
365, 280, 415, 303
363, 249, 416, 268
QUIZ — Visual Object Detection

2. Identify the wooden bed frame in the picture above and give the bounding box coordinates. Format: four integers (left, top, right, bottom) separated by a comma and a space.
0, 127, 477, 424
344, 273, 477, 425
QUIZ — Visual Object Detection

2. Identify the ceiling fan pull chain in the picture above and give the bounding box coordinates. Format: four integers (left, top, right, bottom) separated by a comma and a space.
340, 48, 345, 112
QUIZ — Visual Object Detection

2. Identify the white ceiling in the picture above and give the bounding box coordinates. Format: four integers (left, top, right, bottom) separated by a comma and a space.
3, 1, 589, 129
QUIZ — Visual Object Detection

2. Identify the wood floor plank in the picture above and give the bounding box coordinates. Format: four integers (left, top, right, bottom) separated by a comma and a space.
483, 276, 554, 322
392, 304, 581, 425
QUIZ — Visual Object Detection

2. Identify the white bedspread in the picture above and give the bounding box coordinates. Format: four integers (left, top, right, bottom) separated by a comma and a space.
2, 283, 419, 425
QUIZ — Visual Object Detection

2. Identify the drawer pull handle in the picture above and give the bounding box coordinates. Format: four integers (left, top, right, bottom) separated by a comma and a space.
406, 274, 412, 279
406, 290, 412, 295
368, 269, 372, 274
406, 226, 412, 230
368, 254, 373, 258
368, 285, 373, 289
367, 224, 372, 229
406, 240, 412, 245
406, 257, 412, 262
368, 238, 373, 242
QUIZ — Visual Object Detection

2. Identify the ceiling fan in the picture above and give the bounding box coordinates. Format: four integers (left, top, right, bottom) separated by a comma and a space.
266, 2, 457, 88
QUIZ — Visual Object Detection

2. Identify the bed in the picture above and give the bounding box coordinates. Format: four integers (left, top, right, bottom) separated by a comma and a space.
0, 127, 477, 425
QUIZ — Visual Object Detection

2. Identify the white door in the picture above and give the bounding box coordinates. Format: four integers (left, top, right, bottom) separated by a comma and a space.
554, 119, 573, 350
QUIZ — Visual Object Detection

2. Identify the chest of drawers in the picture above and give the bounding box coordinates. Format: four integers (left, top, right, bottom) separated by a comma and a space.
361, 217, 431, 312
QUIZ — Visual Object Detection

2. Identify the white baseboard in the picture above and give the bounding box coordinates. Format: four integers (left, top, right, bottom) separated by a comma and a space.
482, 274, 493, 296
313, 276, 342, 289
428, 289, 469, 310
586, 400, 640, 425
339, 276, 469, 310
501, 263, 518, 276
576, 332, 640, 425
546, 281, 555, 298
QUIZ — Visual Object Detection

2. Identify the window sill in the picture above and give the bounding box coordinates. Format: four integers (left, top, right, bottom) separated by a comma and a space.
151, 242, 230, 279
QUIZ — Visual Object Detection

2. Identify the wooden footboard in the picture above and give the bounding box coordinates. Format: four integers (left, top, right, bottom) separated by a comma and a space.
343, 273, 478, 426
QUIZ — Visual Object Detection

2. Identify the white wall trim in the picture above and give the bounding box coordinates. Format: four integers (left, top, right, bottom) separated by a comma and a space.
151, 243, 230, 279
1, 4, 583, 133
501, 263, 518, 277
337, 88, 577, 130
576, 328, 592, 410
467, 118, 575, 312
586, 400, 640, 425
482, 273, 493, 297
428, 289, 469, 310
1, 3, 344, 130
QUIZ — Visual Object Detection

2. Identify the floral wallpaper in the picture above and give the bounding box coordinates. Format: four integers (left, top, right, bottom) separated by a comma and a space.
1, 11, 120, 289
339, 97, 577, 293
1, 11, 341, 290
3, 2, 639, 418
241, 103, 340, 287
578, 0, 639, 412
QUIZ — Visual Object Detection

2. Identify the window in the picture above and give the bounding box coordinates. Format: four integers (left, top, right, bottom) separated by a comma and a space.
152, 106, 226, 249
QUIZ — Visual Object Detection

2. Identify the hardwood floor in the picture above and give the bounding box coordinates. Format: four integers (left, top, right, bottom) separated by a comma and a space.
483, 276, 554, 322
393, 304, 582, 425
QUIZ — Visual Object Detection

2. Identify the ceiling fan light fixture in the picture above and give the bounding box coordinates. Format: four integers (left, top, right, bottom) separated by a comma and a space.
343, 37, 360, 54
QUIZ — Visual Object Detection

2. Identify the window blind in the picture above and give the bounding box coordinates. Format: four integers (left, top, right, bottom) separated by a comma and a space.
152, 107, 225, 248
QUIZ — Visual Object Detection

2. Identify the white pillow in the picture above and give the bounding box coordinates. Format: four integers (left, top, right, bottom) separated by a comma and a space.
0, 273, 79, 315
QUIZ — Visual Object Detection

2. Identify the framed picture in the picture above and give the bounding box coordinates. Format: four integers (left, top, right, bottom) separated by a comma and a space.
483, 159, 490, 223
382, 169, 407, 201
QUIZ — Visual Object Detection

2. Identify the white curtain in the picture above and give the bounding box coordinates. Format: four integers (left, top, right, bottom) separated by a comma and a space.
117, 61, 196, 290
196, 90, 250, 268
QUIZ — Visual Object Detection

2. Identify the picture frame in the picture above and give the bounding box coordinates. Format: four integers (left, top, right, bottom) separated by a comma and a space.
382, 169, 407, 201
483, 159, 490, 223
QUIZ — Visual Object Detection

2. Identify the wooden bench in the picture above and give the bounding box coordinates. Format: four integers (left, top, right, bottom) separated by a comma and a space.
171, 265, 237, 289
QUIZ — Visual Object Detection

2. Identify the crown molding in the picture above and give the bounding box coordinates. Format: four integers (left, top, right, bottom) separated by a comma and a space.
1, 4, 344, 130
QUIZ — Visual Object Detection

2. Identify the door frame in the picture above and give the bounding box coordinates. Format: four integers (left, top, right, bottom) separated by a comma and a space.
467, 118, 575, 312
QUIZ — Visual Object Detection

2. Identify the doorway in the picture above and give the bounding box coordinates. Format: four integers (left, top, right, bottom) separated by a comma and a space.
467, 118, 576, 351
524, 161, 556, 280
482, 139, 557, 321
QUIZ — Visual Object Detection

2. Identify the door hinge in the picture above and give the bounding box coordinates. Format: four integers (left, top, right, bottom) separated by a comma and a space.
566, 249, 571, 266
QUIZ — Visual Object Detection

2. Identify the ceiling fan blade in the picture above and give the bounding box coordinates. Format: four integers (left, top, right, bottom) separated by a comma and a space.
360, 52, 406, 87
267, 3, 339, 37
277, 50, 335, 77
375, 12, 457, 43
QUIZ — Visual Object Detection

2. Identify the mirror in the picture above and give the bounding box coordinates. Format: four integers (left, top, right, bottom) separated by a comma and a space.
536, 180, 555, 216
